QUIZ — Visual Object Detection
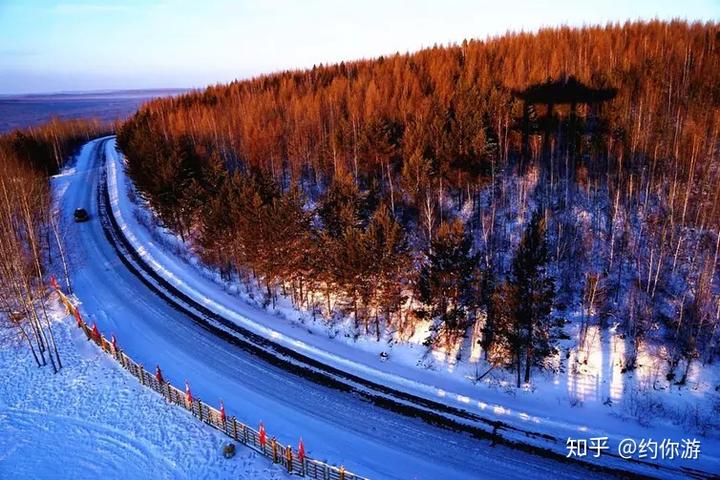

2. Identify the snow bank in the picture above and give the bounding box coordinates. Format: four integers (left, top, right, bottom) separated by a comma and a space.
0, 304, 288, 480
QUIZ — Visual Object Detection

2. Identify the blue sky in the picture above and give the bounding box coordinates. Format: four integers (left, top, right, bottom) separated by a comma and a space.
0, 0, 717, 94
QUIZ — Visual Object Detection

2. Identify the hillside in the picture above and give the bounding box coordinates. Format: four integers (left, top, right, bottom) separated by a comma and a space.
117, 20, 720, 431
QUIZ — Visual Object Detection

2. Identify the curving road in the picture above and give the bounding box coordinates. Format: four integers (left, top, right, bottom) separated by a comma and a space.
55, 137, 621, 480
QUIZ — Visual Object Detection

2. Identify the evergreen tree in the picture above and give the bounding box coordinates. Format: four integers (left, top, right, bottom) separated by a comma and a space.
482, 281, 518, 369
417, 220, 478, 350
511, 209, 558, 386
318, 172, 363, 238
364, 204, 411, 339
260, 185, 312, 307
331, 226, 371, 330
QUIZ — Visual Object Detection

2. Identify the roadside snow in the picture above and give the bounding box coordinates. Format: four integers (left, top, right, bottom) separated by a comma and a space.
0, 301, 288, 480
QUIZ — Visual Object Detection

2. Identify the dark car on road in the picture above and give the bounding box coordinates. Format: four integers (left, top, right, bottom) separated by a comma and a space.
74, 208, 89, 222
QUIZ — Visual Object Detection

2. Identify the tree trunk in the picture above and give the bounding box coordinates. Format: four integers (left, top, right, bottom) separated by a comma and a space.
524, 345, 532, 384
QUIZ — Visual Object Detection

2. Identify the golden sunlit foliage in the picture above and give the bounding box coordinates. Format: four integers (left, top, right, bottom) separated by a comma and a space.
118, 21, 720, 379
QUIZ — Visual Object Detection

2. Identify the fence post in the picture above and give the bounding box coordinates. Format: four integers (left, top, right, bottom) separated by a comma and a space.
285, 446, 293, 473
198, 400, 203, 422
232, 417, 238, 440
271, 438, 278, 463
243, 424, 248, 444
339, 466, 345, 480
138, 364, 145, 386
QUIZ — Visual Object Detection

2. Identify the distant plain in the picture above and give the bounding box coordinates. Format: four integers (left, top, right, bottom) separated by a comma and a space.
0, 89, 187, 133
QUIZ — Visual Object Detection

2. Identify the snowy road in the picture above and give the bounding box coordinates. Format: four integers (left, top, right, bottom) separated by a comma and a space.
54, 137, 630, 479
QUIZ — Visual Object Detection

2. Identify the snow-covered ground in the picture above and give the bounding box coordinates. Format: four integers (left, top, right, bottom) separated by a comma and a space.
104, 137, 720, 477
0, 302, 288, 480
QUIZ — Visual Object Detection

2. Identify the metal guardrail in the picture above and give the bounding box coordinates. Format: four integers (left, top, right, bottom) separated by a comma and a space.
53, 285, 368, 480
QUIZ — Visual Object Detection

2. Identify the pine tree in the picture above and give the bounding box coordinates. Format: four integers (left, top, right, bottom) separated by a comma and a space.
261, 185, 312, 307
332, 226, 371, 330
417, 220, 478, 350
318, 172, 363, 238
482, 280, 518, 368
511, 209, 557, 386
364, 204, 411, 339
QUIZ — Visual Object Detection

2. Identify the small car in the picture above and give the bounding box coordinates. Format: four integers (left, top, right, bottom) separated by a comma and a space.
74, 208, 89, 222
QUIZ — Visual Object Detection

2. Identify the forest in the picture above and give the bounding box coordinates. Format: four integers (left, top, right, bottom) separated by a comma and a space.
0, 118, 109, 372
117, 20, 720, 386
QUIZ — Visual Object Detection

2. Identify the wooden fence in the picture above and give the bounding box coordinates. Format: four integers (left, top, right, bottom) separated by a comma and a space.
53, 283, 368, 480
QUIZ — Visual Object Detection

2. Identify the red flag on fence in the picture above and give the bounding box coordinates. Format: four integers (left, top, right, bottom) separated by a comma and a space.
111, 334, 118, 352
219, 400, 226, 423
298, 437, 305, 462
259, 422, 267, 447
73, 308, 82, 327
50, 275, 59, 290
155, 365, 164, 384
91, 322, 101, 342
185, 380, 193, 405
